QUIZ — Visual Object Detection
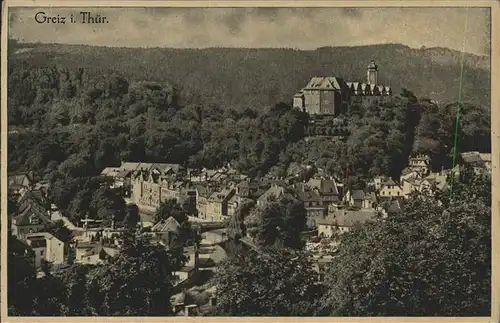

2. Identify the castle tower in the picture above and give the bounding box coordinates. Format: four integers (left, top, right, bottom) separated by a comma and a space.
367, 60, 378, 85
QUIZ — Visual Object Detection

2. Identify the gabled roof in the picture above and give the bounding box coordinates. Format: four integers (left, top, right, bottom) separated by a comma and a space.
151, 163, 183, 174
19, 189, 47, 209
325, 77, 344, 90
318, 209, 377, 227
304, 77, 325, 89
479, 153, 491, 162
137, 163, 155, 171
293, 187, 322, 203
209, 188, 234, 202
26, 232, 63, 246
257, 185, 297, 203
8, 174, 32, 187
351, 190, 365, 200
422, 173, 448, 190
382, 178, 397, 186
403, 177, 422, 185
306, 178, 339, 195
210, 172, 228, 182
195, 184, 212, 198
101, 167, 120, 177
363, 192, 377, 203
303, 76, 344, 91
120, 162, 141, 171
460, 151, 491, 164
152, 217, 181, 233
13, 203, 51, 226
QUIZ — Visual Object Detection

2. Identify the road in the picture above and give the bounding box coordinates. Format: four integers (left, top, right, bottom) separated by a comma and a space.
51, 211, 83, 232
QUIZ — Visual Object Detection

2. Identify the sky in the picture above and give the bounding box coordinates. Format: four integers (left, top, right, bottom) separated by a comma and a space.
8, 7, 491, 56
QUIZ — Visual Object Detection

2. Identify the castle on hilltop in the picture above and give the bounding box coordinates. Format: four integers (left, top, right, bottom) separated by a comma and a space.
293, 60, 393, 116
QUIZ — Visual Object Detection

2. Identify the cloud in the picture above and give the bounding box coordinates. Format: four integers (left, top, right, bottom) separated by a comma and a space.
8, 7, 491, 55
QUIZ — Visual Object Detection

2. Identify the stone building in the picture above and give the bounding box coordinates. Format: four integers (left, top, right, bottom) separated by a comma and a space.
293, 60, 392, 116
130, 163, 195, 212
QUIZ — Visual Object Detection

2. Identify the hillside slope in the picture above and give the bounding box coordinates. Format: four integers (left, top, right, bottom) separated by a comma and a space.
9, 42, 490, 109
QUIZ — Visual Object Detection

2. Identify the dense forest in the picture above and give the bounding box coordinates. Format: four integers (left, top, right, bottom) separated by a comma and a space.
9, 40, 490, 110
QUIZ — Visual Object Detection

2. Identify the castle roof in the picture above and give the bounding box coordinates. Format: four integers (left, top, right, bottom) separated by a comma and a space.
367, 60, 377, 69
304, 76, 344, 91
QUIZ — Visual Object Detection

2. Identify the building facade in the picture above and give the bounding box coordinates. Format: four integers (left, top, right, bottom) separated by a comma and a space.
130, 163, 195, 213
293, 60, 392, 116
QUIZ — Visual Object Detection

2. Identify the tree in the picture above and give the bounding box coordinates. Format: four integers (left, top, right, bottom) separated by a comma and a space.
45, 219, 73, 243
319, 173, 490, 316
84, 234, 185, 316
89, 186, 126, 226
123, 203, 140, 229
8, 190, 20, 216
8, 236, 38, 315
54, 263, 95, 315
226, 200, 255, 239
244, 197, 307, 250
212, 246, 323, 316
154, 198, 188, 224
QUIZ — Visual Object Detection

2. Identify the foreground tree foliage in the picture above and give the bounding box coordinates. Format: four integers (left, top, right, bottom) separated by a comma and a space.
8, 233, 186, 316
318, 171, 490, 316
244, 197, 307, 250
211, 246, 323, 316
83, 234, 184, 316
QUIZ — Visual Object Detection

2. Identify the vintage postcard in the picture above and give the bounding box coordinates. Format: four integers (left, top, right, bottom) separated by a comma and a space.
1, 0, 498, 322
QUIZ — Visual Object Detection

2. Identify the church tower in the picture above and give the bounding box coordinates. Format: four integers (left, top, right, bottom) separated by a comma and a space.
367, 60, 378, 85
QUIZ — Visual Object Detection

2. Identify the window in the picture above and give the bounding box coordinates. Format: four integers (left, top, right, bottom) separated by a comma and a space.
29, 215, 40, 225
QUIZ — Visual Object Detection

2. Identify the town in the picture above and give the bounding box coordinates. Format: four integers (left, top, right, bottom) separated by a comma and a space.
8, 140, 491, 316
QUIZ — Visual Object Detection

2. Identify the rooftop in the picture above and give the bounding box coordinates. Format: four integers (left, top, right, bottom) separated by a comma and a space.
319, 209, 377, 227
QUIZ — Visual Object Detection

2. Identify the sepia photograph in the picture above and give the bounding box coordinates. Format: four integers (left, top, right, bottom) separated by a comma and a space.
2, 1, 497, 319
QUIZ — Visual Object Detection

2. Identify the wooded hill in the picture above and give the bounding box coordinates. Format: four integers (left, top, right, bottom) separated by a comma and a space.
10, 41, 490, 110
